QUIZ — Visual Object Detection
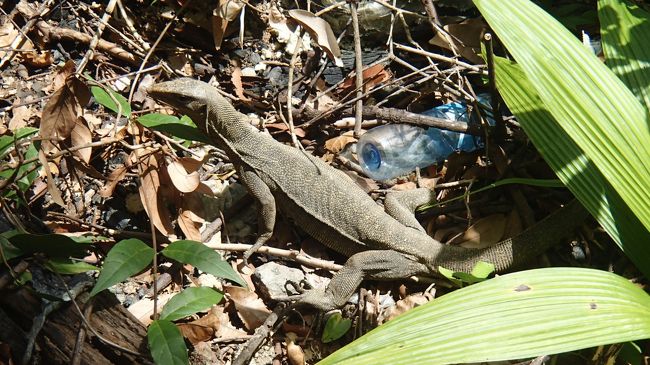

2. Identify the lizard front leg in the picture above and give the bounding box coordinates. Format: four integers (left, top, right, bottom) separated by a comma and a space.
239, 168, 276, 265
278, 250, 430, 311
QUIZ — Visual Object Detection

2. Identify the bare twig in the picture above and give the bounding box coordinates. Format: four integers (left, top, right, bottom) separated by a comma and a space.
350, 0, 364, 138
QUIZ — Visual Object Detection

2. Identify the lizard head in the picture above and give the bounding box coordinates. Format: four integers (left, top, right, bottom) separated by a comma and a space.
147, 78, 221, 129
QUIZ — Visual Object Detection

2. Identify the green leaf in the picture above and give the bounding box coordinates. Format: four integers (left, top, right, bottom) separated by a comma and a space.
436, 266, 462, 287
1, 141, 40, 197
319, 268, 650, 364
147, 320, 189, 365
160, 287, 223, 321
470, 261, 495, 279
44, 258, 98, 274
599, 0, 650, 110
0, 127, 38, 158
137, 113, 211, 144
473, 0, 650, 255
322, 312, 352, 343
437, 261, 494, 286
494, 56, 650, 278
91, 86, 131, 117
161, 240, 245, 287
90, 238, 153, 296
9, 233, 89, 258
0, 231, 24, 261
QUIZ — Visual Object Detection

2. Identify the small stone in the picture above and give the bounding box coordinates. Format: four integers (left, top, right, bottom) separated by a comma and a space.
252, 262, 305, 300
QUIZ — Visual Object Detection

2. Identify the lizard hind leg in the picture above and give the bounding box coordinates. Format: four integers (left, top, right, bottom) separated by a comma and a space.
277, 250, 430, 311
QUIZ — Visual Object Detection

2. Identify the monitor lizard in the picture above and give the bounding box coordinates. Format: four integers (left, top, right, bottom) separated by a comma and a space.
148, 78, 589, 311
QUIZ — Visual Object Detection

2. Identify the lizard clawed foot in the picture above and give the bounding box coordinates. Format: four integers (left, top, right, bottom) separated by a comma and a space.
274, 280, 338, 311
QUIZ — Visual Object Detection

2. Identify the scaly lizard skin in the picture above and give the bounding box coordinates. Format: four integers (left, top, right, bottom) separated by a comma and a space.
148, 78, 589, 310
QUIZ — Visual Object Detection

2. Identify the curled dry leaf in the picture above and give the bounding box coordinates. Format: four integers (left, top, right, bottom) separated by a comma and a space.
449, 213, 507, 248
383, 293, 431, 322
323, 131, 356, 154
167, 159, 200, 193
53, 60, 77, 91
70, 119, 92, 164
288, 9, 343, 67
99, 164, 128, 198
138, 151, 174, 235
224, 286, 271, 331
37, 149, 65, 207
22, 51, 54, 68
212, 0, 245, 49
285, 332, 306, 365
8, 103, 34, 130
177, 191, 206, 241
230, 66, 251, 102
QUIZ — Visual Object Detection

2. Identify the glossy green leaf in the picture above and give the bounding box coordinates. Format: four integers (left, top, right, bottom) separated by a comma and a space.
0, 234, 23, 261
44, 258, 98, 274
90, 238, 153, 296
599, 0, 650, 110
474, 0, 650, 243
160, 287, 223, 321
161, 240, 245, 287
147, 320, 189, 365
320, 268, 650, 364
137, 113, 210, 144
494, 57, 650, 277
91, 86, 131, 117
9, 233, 89, 258
322, 312, 352, 343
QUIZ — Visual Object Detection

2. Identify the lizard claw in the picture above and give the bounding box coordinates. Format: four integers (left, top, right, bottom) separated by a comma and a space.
274, 289, 338, 311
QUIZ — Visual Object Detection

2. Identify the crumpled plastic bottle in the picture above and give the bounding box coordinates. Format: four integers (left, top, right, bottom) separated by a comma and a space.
357, 95, 493, 181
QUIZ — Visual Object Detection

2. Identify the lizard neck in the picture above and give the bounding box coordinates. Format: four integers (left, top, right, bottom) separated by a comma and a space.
204, 101, 254, 144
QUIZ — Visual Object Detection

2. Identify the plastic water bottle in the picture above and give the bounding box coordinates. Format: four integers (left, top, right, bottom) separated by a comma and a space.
357, 96, 492, 181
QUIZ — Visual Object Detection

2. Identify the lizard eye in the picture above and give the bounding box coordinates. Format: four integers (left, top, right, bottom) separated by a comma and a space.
176, 95, 193, 103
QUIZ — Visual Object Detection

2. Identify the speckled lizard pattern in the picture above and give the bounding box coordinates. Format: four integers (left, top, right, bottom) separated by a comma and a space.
148, 78, 589, 310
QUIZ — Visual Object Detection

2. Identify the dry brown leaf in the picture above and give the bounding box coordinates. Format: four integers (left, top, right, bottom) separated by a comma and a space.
177, 322, 215, 344
450, 213, 507, 248
323, 131, 356, 153
8, 103, 34, 130
429, 18, 487, 65
178, 208, 202, 241
39, 76, 90, 155
0, 21, 33, 59
338, 64, 393, 95
288, 9, 343, 67
138, 151, 174, 235
264, 123, 306, 138
384, 293, 430, 322
230, 66, 250, 101
224, 286, 271, 331
285, 332, 305, 365
53, 60, 78, 94
22, 51, 54, 68
212, 0, 244, 50
70, 119, 92, 163
37, 149, 65, 207
503, 208, 523, 238
178, 307, 222, 344
100, 165, 128, 198
167, 159, 200, 193
178, 156, 204, 173
40, 84, 77, 154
